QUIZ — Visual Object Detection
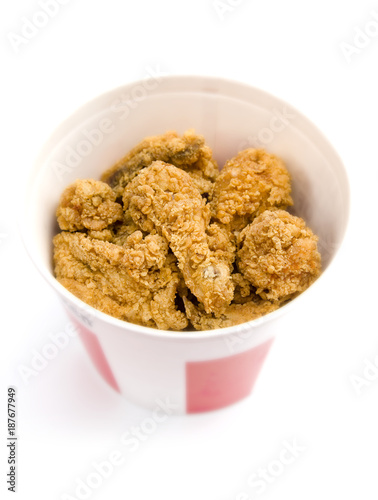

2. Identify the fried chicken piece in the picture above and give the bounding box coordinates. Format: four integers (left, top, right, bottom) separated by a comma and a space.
111, 212, 145, 246
210, 149, 293, 233
123, 161, 234, 315
87, 229, 114, 242
237, 210, 321, 301
231, 273, 254, 304
53, 231, 187, 330
120, 230, 169, 283
86, 211, 145, 246
183, 295, 280, 330
58, 278, 138, 321
150, 276, 188, 332
101, 129, 219, 197
206, 222, 236, 267
56, 179, 123, 232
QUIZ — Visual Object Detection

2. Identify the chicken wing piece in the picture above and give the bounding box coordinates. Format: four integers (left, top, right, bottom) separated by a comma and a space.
237, 210, 321, 301
56, 179, 123, 232
53, 231, 188, 330
123, 161, 234, 315
101, 129, 219, 197
210, 149, 293, 233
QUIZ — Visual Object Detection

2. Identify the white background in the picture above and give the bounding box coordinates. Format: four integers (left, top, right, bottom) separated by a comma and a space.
1, 0, 378, 499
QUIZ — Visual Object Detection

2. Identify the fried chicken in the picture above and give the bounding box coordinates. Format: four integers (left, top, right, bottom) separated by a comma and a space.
206, 222, 236, 268
111, 211, 145, 246
182, 294, 280, 330
231, 272, 255, 304
101, 129, 219, 197
210, 149, 293, 234
123, 161, 234, 315
53, 231, 188, 330
237, 210, 321, 300
56, 179, 123, 232
53, 130, 321, 331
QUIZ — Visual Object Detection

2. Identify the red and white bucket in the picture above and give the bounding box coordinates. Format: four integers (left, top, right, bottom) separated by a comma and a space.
22, 76, 349, 413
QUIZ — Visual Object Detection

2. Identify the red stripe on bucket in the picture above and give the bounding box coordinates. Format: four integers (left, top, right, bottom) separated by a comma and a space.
186, 339, 273, 413
69, 316, 120, 393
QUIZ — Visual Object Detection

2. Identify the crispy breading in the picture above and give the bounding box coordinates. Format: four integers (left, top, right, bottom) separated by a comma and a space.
56, 179, 123, 231
211, 149, 293, 233
101, 129, 219, 197
231, 273, 254, 304
123, 161, 234, 315
183, 295, 280, 330
53, 133, 322, 331
206, 222, 236, 267
53, 231, 187, 330
237, 210, 321, 300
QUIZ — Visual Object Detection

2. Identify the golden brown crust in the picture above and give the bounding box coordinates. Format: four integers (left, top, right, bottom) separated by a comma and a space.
53, 133, 321, 331
210, 149, 293, 233
183, 295, 280, 330
123, 161, 234, 315
56, 179, 123, 232
101, 129, 219, 197
237, 210, 321, 300
206, 222, 236, 268
53, 231, 187, 330
231, 273, 254, 304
